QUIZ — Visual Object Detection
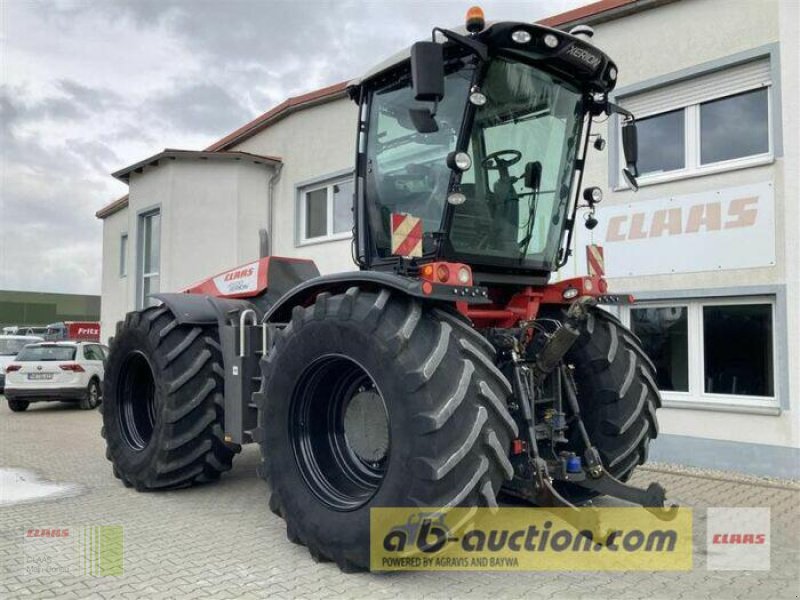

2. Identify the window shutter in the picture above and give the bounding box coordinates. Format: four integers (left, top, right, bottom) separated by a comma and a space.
620, 58, 771, 118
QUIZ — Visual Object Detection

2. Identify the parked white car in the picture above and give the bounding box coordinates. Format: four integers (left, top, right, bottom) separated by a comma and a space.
0, 335, 44, 392
4, 341, 109, 412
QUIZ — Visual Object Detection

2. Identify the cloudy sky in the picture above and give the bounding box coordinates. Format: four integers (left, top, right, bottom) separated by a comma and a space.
1, 0, 586, 295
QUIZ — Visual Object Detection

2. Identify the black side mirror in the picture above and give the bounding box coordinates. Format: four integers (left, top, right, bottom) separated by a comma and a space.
621, 120, 639, 190
524, 161, 542, 190
621, 121, 638, 171
622, 168, 639, 192
411, 41, 445, 102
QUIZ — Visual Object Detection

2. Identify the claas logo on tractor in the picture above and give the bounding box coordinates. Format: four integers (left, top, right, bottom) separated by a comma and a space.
101, 8, 669, 575
223, 267, 255, 282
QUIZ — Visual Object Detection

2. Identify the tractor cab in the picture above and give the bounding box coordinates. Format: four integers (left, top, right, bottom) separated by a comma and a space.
351, 12, 639, 283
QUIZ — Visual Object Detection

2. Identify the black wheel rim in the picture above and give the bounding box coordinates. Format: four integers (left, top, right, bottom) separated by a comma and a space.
118, 351, 157, 451
289, 355, 390, 512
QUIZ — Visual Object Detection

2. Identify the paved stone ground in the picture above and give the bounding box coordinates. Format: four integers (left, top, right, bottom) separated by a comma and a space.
1, 398, 798, 599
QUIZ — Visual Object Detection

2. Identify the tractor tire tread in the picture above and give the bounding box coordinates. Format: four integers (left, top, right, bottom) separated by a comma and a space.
260, 289, 516, 571
102, 305, 240, 490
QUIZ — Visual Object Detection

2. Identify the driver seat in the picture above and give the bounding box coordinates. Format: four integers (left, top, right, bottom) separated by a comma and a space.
450, 184, 493, 251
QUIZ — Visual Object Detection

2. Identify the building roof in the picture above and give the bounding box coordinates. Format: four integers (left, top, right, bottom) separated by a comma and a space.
111, 149, 282, 183
205, 81, 349, 152
539, 0, 675, 28
96, 150, 281, 218
97, 0, 660, 219
96, 194, 129, 219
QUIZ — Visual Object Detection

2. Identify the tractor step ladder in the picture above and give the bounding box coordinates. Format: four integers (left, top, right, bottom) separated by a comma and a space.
222, 309, 271, 445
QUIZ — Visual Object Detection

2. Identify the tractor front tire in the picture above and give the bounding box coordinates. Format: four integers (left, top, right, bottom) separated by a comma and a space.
556, 306, 661, 502
101, 305, 239, 490
258, 288, 518, 571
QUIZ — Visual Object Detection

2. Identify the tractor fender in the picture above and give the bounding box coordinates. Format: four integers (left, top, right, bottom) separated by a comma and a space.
263, 270, 487, 323
152, 292, 257, 328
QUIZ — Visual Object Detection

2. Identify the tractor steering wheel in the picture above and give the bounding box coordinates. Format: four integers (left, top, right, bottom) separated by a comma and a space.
482, 150, 522, 170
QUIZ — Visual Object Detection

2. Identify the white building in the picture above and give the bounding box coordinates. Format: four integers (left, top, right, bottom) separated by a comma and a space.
97, 0, 799, 478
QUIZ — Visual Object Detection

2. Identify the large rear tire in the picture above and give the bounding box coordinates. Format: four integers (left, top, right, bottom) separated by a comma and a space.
554, 306, 661, 502
101, 305, 239, 490
258, 288, 518, 571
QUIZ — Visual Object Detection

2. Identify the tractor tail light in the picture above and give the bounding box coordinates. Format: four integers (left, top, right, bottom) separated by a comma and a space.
60, 363, 85, 372
420, 262, 472, 286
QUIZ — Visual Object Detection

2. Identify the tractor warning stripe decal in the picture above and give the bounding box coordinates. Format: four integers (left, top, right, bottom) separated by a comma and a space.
391, 213, 423, 258
587, 244, 605, 277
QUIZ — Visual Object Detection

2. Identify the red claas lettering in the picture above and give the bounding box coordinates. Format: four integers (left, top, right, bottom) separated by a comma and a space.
224, 267, 255, 282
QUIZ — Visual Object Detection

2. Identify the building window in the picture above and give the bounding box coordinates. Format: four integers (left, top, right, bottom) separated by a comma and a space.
119, 234, 128, 278
630, 306, 689, 392
621, 297, 776, 410
299, 177, 354, 243
699, 88, 769, 165
618, 57, 773, 186
138, 210, 160, 308
702, 303, 774, 397
636, 109, 686, 176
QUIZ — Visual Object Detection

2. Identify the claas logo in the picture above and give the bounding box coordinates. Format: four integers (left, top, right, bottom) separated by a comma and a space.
223, 267, 255, 282
712, 533, 767, 545
606, 197, 758, 242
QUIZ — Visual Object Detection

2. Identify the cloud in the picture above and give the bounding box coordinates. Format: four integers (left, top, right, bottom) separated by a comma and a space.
0, 88, 107, 294
57, 79, 124, 112
151, 82, 252, 135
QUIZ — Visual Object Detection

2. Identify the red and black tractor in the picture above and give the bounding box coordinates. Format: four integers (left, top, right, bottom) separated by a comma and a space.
102, 11, 666, 572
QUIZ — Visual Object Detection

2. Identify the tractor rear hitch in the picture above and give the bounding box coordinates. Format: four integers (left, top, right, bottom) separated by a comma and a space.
569, 463, 679, 517
548, 445, 678, 517
499, 296, 674, 521
504, 330, 676, 518
507, 450, 679, 521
